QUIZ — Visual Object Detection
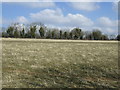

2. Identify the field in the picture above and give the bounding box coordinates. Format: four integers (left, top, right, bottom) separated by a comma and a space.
2, 38, 119, 88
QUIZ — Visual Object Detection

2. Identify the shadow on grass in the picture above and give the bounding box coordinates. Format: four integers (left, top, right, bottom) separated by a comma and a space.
18, 63, 119, 88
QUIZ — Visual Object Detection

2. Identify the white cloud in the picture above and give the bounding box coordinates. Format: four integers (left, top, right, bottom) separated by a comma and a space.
2, 16, 29, 25
30, 8, 94, 28
3, 0, 41, 1
16, 16, 28, 24
95, 17, 118, 34
5, 1, 55, 8
2, 0, 44, 2
18, 2, 55, 8
71, 0, 117, 1
2, 8, 118, 35
2, 0, 117, 2
112, 1, 118, 12
70, 2, 100, 11
97, 17, 117, 27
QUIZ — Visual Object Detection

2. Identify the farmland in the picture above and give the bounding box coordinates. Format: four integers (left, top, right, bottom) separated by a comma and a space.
2, 38, 119, 88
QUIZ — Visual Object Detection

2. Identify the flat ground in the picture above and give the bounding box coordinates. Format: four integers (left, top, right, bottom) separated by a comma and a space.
2, 38, 119, 88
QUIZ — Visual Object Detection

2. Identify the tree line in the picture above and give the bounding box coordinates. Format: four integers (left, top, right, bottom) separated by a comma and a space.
1, 23, 120, 40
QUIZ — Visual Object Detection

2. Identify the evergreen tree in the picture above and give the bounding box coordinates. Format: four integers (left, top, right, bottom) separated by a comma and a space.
30, 26, 36, 38
39, 27, 45, 38
6, 26, 14, 37
60, 30, 62, 39
14, 28, 19, 38
69, 32, 73, 39
64, 31, 68, 39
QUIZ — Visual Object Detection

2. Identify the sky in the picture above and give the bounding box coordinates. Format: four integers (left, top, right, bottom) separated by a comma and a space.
1, 1, 118, 35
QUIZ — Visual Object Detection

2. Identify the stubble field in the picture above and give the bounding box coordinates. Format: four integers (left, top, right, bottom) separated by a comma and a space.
2, 38, 119, 88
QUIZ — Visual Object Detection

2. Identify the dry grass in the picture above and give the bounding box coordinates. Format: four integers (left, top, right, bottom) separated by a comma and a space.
2, 38, 117, 43
2, 38, 119, 88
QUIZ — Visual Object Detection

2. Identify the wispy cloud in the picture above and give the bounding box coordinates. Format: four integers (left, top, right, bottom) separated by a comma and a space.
2, 16, 28, 25
112, 1, 118, 12
2, 0, 118, 2
95, 17, 118, 34
69, 2, 100, 11
16, 16, 28, 24
17, 2, 55, 8
97, 17, 117, 27
2, 0, 39, 2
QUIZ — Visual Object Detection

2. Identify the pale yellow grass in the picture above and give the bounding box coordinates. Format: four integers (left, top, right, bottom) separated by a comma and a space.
2, 38, 118, 43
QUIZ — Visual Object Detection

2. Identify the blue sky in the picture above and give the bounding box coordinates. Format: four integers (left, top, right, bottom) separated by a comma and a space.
2, 2, 118, 35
